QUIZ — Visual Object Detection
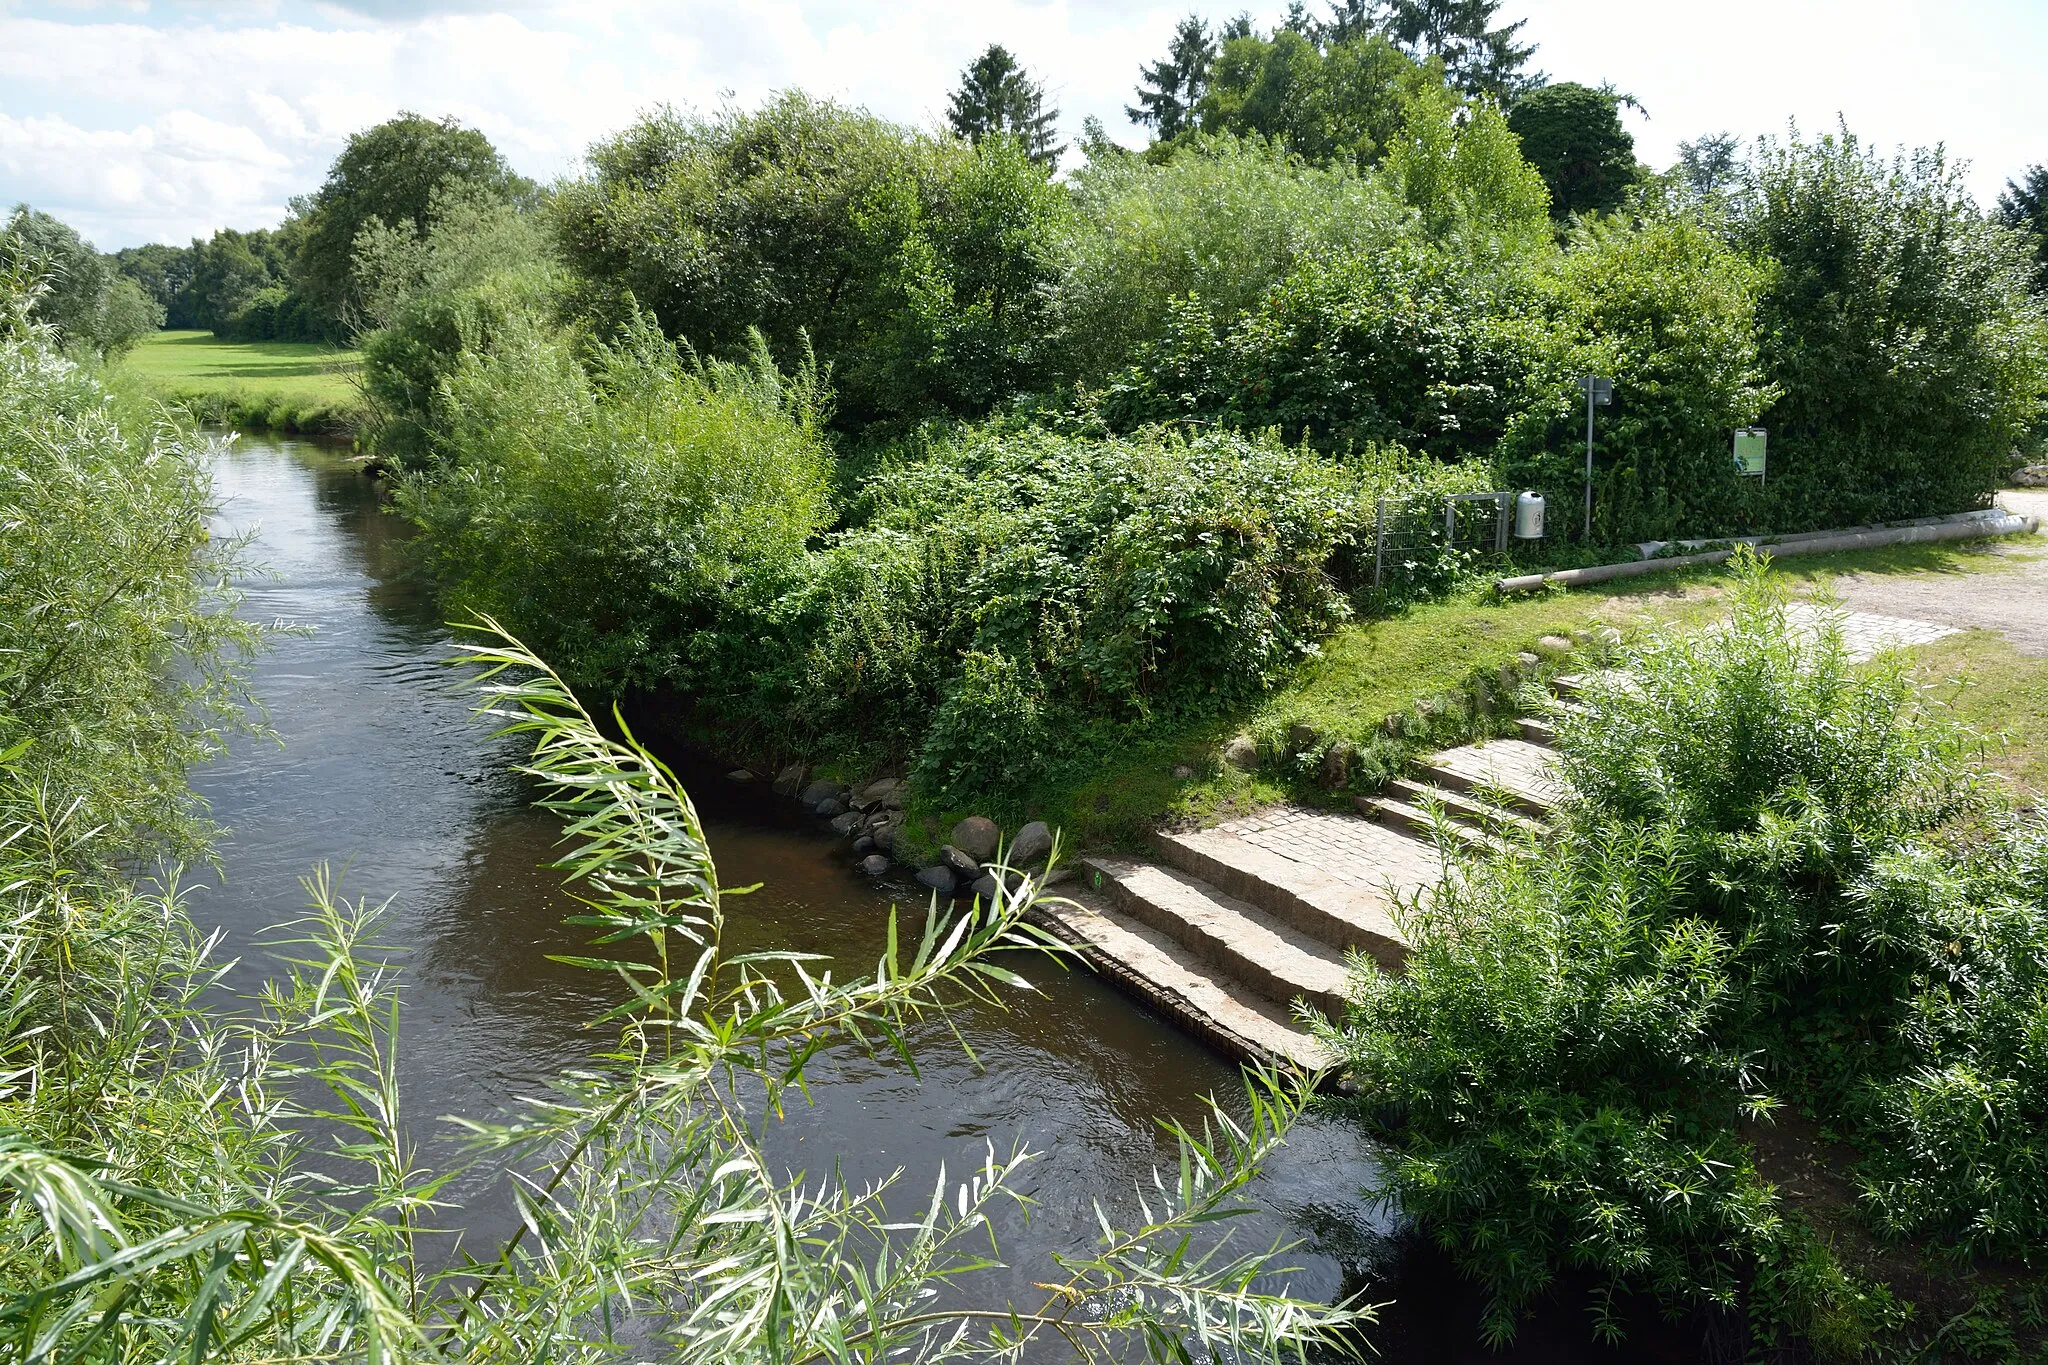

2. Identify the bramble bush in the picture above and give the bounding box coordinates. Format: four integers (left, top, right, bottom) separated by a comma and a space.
677, 422, 1479, 802
1330, 552, 2048, 1350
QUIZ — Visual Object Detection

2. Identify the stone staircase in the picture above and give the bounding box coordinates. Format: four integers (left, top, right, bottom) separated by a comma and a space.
1031, 727, 1564, 1071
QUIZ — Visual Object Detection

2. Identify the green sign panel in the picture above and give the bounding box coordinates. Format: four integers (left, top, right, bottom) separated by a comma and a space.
1733, 427, 1767, 477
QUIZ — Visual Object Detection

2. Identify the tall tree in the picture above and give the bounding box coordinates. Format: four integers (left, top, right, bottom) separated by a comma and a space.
1505, 81, 1638, 218
947, 45, 1063, 166
295, 113, 527, 331
1675, 131, 1742, 197
1127, 16, 1215, 141
0, 206, 161, 355
1380, 0, 1539, 98
1996, 164, 2048, 294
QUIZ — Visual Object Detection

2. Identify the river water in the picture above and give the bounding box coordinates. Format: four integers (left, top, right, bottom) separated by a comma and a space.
189, 433, 1678, 1362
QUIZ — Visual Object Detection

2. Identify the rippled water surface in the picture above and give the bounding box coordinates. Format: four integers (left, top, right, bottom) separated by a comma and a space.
190, 434, 1688, 1362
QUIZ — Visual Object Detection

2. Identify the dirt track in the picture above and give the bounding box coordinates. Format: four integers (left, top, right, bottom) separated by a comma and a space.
1820, 491, 2048, 656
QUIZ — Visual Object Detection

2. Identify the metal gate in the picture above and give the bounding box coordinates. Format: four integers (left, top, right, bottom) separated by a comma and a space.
1373, 492, 1512, 588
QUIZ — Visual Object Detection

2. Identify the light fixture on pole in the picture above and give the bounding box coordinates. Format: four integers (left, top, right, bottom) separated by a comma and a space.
1582, 375, 1611, 541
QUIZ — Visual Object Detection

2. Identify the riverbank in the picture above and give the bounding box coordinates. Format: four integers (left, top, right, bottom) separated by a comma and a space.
119, 329, 367, 435
823, 513, 2048, 871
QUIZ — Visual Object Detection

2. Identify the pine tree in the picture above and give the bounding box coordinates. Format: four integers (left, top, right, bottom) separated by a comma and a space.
1127, 15, 1215, 140
1996, 165, 2048, 295
1379, 0, 1540, 98
948, 44, 1063, 166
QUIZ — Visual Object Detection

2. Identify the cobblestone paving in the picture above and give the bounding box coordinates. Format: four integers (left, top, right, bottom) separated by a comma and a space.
1420, 737, 1563, 810
1214, 807, 1442, 893
1786, 602, 1957, 661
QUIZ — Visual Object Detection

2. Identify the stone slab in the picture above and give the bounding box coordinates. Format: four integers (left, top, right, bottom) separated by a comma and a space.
1153, 824, 1416, 970
1080, 857, 1352, 1018
1027, 894, 1332, 1072
1414, 737, 1562, 815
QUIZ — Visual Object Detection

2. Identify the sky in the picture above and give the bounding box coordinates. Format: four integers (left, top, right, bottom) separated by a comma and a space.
2, 0, 2043, 251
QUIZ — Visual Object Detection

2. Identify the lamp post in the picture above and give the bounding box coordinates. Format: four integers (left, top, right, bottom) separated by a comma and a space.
1582, 375, 1611, 541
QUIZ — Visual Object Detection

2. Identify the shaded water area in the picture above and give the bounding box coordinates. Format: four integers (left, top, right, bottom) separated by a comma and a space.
190, 433, 1697, 1362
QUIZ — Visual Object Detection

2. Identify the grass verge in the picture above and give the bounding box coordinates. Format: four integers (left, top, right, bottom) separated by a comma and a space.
118, 330, 367, 435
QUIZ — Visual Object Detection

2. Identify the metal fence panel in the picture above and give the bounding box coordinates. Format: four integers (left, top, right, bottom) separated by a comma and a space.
1374, 492, 1512, 587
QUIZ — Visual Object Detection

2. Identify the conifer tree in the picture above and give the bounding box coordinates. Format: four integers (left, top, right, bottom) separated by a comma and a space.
1997, 165, 2048, 294
948, 44, 1063, 166
1127, 15, 1215, 139
1377, 0, 1540, 98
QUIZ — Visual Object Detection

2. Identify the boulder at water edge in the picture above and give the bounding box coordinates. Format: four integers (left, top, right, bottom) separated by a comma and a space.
951, 816, 1001, 862
861, 854, 892, 877
1009, 820, 1052, 868
971, 874, 1000, 904
815, 797, 846, 818
799, 778, 842, 809
829, 810, 863, 837
855, 777, 908, 810
772, 763, 807, 796
916, 865, 956, 895
940, 844, 980, 877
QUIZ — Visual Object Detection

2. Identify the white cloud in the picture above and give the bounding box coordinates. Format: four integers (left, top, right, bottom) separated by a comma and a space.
0, 0, 2041, 248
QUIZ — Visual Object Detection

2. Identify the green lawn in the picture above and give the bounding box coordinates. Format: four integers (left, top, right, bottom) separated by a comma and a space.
119, 331, 365, 434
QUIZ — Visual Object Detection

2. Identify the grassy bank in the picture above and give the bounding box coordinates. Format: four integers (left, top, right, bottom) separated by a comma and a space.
119, 329, 367, 434
890, 530, 2048, 859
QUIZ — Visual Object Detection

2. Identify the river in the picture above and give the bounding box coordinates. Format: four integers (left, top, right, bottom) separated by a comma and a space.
189, 432, 1676, 1362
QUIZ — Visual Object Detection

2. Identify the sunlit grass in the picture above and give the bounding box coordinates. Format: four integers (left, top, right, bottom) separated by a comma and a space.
117, 330, 366, 433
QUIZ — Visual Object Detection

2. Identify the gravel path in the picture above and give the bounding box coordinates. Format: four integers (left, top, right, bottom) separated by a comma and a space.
1820, 491, 2048, 656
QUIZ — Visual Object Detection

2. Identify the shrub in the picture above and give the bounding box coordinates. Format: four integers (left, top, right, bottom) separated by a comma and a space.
679, 422, 1477, 801
355, 184, 560, 466
0, 271, 259, 857
1101, 241, 1550, 463
1330, 552, 2044, 1347
1054, 133, 1410, 383
550, 94, 1071, 432
1497, 208, 1775, 544
393, 317, 833, 689
1729, 128, 2048, 525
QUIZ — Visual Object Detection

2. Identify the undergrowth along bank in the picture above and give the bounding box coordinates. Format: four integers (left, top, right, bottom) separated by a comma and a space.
1325, 551, 2048, 1358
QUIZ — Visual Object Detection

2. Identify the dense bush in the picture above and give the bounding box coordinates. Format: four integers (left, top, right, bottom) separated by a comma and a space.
678, 423, 1475, 801
551, 95, 1071, 433
393, 316, 833, 688
1101, 241, 1548, 463
1497, 209, 1774, 543
355, 183, 560, 464
0, 272, 258, 856
1054, 134, 1409, 383
1729, 129, 2048, 525
1332, 553, 2047, 1347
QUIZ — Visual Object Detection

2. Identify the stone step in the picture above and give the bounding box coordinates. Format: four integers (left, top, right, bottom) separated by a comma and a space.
1516, 716, 1556, 746
1150, 827, 1412, 971
1358, 794, 1502, 851
1079, 857, 1353, 1020
1379, 778, 1546, 838
1412, 737, 1561, 818
1026, 892, 1331, 1072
